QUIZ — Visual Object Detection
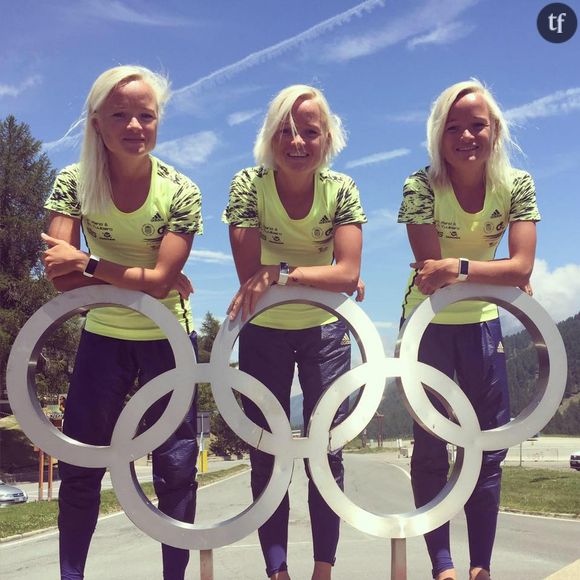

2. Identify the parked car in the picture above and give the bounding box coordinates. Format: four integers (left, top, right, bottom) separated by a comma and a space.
0, 480, 28, 507
571, 451, 580, 471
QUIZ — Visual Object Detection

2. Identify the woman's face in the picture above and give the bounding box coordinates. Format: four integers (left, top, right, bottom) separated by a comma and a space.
441, 91, 493, 177
271, 97, 328, 177
92, 79, 158, 162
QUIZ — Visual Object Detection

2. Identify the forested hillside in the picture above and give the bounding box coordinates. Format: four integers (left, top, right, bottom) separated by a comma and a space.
363, 312, 580, 439
505, 312, 580, 435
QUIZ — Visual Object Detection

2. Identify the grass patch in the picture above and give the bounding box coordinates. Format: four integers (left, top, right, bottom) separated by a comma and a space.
344, 446, 398, 454
0, 464, 248, 540
500, 466, 580, 516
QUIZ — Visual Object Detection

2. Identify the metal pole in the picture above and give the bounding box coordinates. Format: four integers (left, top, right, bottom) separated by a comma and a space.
38, 449, 44, 501
47, 454, 53, 501
391, 538, 407, 580
200, 549, 214, 580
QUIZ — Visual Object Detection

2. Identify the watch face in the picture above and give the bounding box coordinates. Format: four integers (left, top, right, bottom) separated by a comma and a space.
460, 259, 469, 277
84, 256, 100, 277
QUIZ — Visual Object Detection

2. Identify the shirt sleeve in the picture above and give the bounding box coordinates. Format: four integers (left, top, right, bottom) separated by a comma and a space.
168, 177, 203, 235
222, 168, 260, 228
509, 170, 541, 222
44, 165, 82, 218
334, 173, 368, 226
397, 168, 435, 224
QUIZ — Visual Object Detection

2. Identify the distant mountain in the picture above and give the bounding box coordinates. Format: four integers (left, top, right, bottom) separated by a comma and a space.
505, 311, 580, 435
291, 312, 580, 438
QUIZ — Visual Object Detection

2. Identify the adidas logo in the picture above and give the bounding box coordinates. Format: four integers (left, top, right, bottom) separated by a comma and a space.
340, 334, 351, 346
319, 215, 331, 224
497, 340, 504, 354
490, 209, 502, 219
151, 212, 163, 222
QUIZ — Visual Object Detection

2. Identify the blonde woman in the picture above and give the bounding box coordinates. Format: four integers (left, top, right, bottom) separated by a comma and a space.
42, 65, 202, 580
398, 80, 540, 580
224, 85, 366, 580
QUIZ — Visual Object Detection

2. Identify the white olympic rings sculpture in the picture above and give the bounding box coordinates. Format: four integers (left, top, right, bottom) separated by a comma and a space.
6, 284, 567, 550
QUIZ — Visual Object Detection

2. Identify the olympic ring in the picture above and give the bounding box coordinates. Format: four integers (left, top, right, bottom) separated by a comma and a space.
6, 283, 567, 548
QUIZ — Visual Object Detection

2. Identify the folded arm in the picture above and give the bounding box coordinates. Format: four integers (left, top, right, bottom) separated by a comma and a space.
43, 212, 194, 299
407, 221, 537, 295
227, 223, 362, 320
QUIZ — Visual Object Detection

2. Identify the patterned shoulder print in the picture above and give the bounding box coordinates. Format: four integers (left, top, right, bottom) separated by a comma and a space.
321, 170, 367, 226
44, 164, 82, 218
509, 169, 541, 222
223, 167, 261, 228
398, 167, 435, 224
156, 159, 204, 235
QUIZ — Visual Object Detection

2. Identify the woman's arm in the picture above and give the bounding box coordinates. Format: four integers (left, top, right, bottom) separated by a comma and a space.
227, 223, 362, 320
42, 213, 108, 292
43, 212, 194, 299
410, 220, 537, 295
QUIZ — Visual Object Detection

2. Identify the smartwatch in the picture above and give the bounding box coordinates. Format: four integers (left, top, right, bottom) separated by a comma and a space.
278, 261, 290, 286
83, 255, 100, 278
457, 257, 469, 282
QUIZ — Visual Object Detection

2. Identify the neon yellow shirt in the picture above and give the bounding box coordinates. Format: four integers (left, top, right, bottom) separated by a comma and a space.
398, 167, 540, 324
223, 167, 367, 330
45, 156, 203, 340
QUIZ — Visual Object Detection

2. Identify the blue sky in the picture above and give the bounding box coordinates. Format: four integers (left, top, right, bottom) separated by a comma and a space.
2, 0, 580, 349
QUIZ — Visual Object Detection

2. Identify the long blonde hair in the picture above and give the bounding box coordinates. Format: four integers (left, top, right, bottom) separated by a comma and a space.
253, 84, 346, 170
427, 79, 517, 192
78, 65, 170, 215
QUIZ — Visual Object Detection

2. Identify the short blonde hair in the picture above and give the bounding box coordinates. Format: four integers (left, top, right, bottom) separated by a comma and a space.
427, 79, 516, 192
78, 65, 171, 215
253, 84, 346, 170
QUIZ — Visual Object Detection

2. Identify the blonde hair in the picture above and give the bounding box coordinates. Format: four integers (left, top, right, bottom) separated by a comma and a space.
78, 65, 170, 215
427, 79, 516, 192
253, 84, 346, 170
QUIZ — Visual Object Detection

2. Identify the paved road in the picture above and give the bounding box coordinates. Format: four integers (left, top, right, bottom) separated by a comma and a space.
1, 453, 579, 579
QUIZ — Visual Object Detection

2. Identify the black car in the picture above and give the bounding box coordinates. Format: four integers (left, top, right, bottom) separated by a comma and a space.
570, 451, 580, 471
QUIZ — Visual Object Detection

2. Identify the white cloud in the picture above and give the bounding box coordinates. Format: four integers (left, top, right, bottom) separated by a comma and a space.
345, 148, 410, 169
155, 132, 219, 168
71, 0, 189, 26
172, 0, 385, 106
323, 0, 478, 62
407, 21, 474, 49
505, 88, 580, 124
227, 109, 261, 126
43, 133, 82, 153
188, 249, 233, 264
362, 208, 403, 254
365, 208, 399, 233
386, 111, 426, 123
0, 75, 41, 98
529, 259, 580, 323
373, 321, 397, 329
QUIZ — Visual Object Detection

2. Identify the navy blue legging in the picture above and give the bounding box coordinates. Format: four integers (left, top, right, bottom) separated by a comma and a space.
239, 320, 350, 577
58, 330, 198, 580
409, 319, 510, 577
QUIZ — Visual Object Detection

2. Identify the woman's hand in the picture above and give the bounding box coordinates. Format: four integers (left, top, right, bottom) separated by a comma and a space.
227, 265, 279, 321
352, 278, 365, 302
41, 232, 87, 280
411, 258, 458, 295
171, 272, 194, 299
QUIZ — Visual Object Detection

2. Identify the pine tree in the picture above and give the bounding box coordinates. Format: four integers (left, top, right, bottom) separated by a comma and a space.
0, 115, 79, 405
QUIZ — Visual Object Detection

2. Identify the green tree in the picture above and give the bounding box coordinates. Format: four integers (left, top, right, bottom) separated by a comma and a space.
194, 311, 250, 457
0, 115, 79, 405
